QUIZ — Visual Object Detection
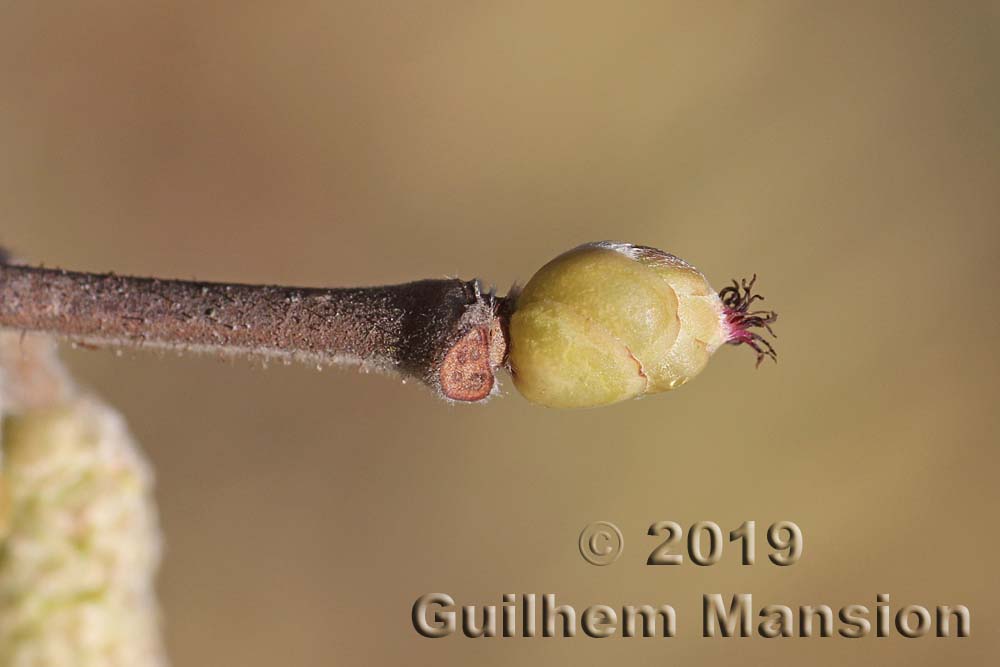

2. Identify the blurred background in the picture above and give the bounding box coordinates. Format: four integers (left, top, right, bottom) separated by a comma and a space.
1, 1, 998, 664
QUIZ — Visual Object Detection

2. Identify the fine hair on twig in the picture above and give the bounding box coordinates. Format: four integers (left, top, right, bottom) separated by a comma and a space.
0, 259, 510, 403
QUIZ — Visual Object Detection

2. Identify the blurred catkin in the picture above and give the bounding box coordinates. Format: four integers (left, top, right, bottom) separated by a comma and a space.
0, 332, 165, 667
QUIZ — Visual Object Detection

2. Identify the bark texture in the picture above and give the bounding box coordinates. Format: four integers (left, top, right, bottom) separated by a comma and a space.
0, 264, 508, 402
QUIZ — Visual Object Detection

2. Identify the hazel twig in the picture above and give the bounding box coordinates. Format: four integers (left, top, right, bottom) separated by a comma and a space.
0, 260, 509, 403
0, 241, 777, 408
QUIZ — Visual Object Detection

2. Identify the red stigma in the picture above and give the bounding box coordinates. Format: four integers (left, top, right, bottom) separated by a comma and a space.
719, 274, 778, 367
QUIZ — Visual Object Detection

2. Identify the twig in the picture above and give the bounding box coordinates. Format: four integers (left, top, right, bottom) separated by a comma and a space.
0, 262, 509, 403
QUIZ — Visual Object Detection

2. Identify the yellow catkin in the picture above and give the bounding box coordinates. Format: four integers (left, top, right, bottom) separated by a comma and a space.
0, 333, 165, 667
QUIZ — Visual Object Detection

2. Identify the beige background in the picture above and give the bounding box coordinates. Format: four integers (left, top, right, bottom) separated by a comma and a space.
2, 2, 998, 665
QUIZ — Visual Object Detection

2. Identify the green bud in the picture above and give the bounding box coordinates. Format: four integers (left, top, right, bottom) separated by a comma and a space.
508, 242, 776, 408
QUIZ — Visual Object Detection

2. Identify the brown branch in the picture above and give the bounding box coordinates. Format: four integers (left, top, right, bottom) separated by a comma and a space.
0, 262, 509, 403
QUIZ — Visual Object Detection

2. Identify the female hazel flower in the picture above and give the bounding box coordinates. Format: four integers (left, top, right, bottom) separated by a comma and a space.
507, 242, 777, 408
